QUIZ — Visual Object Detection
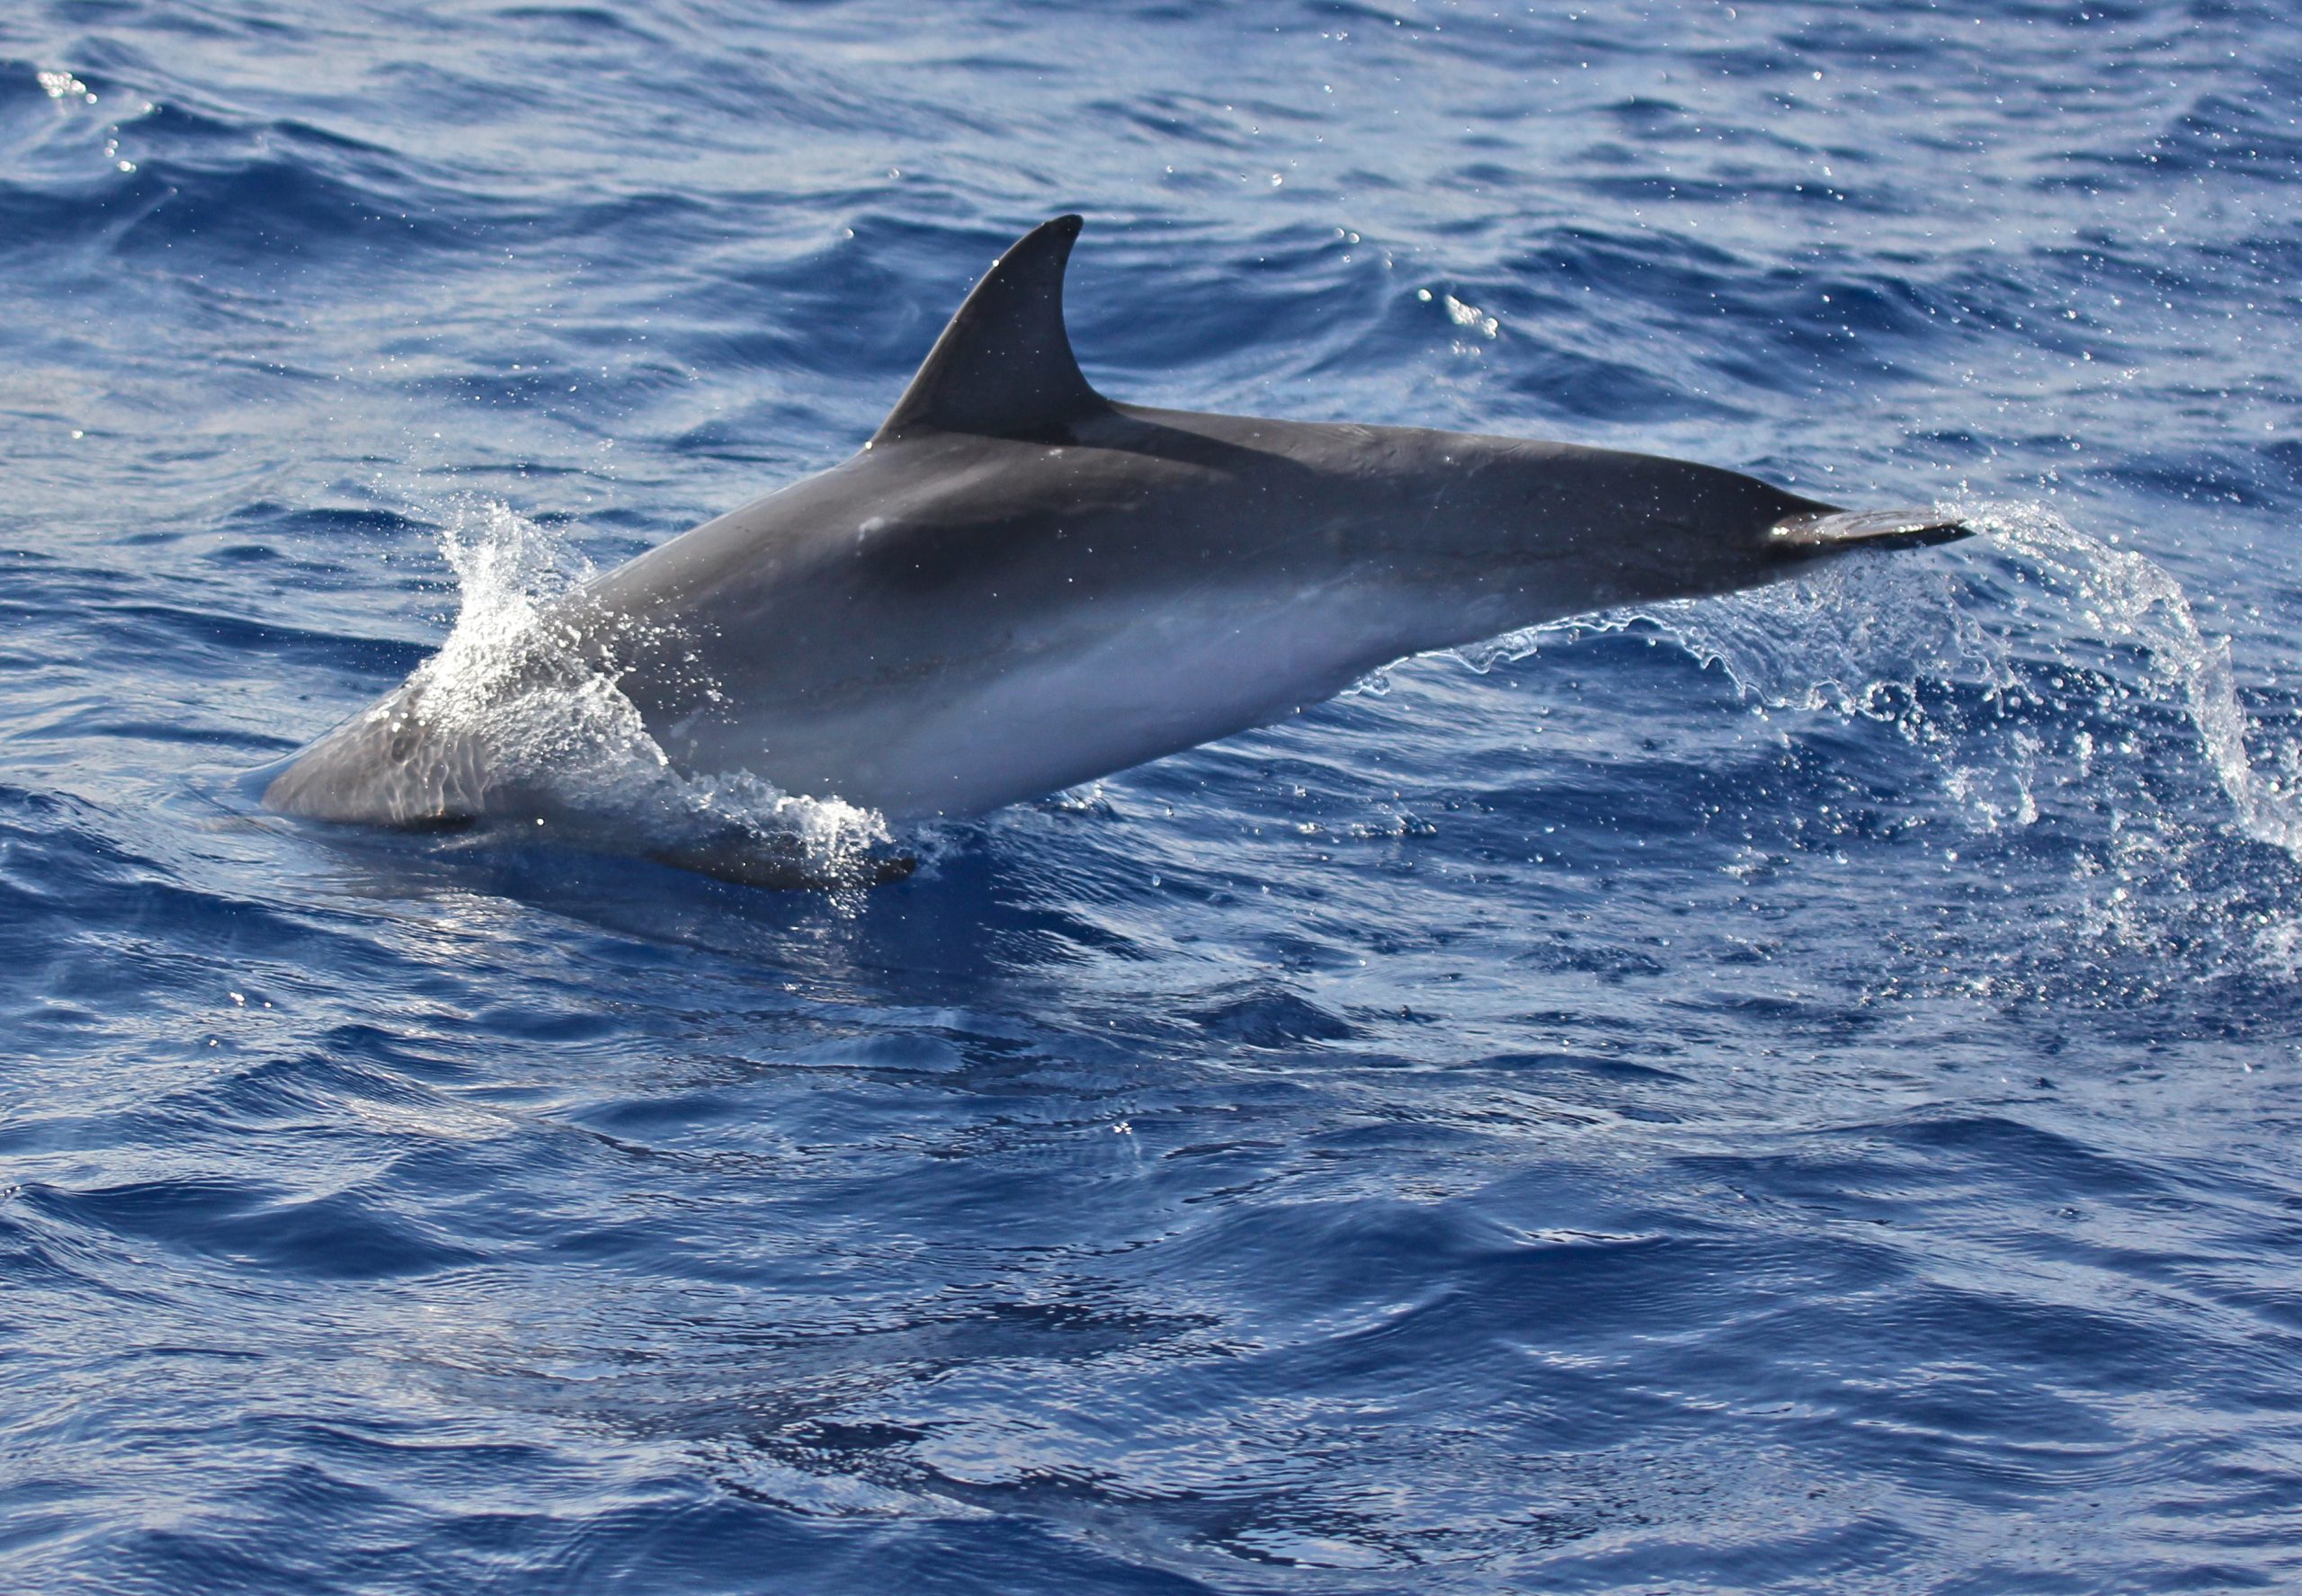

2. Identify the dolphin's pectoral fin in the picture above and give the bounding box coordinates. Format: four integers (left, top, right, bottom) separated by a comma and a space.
644, 834, 917, 891
872, 214, 1111, 445
1768, 507, 1972, 557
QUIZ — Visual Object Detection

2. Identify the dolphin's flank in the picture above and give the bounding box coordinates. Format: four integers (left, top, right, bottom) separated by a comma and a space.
263, 214, 1971, 883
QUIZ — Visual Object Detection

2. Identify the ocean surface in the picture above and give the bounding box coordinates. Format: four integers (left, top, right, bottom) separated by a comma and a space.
6, 1, 2302, 1590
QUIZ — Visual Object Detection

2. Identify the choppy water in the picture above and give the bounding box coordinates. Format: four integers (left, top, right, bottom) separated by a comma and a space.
7, 2, 2302, 1591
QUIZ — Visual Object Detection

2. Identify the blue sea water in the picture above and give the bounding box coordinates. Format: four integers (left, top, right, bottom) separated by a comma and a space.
6, 0, 2302, 1589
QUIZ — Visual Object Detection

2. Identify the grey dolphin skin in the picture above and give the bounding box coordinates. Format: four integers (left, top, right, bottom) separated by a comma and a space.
264, 215, 1968, 883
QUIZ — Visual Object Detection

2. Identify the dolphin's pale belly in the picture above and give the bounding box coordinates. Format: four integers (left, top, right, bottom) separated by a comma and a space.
660, 580, 1414, 820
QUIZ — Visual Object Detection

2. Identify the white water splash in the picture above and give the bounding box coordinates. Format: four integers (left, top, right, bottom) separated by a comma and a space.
1972, 503, 2302, 855
1451, 500, 2302, 859
393, 497, 893, 882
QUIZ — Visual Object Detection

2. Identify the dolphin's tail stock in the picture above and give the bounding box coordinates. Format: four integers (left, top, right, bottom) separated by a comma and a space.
1767, 506, 1973, 560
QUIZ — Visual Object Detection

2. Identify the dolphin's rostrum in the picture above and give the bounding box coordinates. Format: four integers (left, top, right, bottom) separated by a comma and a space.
264, 215, 1969, 884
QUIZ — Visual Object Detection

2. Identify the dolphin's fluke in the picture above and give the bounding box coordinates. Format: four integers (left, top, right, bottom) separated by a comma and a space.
872, 213, 1110, 445
1768, 507, 1972, 556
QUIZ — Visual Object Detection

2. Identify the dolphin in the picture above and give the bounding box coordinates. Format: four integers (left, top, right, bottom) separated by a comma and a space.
263, 214, 1967, 884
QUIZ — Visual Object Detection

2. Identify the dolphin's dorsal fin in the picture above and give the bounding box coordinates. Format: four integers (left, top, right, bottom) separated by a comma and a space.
872, 214, 1109, 445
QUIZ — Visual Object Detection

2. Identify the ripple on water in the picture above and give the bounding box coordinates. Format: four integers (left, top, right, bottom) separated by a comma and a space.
6, 1, 2302, 1591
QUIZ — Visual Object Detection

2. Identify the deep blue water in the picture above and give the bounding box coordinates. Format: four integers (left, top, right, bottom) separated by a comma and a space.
8, 1, 2302, 1591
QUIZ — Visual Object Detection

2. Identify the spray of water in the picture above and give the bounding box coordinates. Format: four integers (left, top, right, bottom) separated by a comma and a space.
395, 498, 893, 883
1432, 499, 2302, 996
1449, 500, 2302, 859
1968, 504, 2302, 855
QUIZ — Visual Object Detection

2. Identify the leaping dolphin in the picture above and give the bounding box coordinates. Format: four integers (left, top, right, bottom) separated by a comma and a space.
263, 214, 1968, 884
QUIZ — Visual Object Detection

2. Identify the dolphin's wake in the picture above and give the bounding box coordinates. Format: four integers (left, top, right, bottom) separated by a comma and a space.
1421, 500, 2302, 995
1475, 501, 2302, 860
